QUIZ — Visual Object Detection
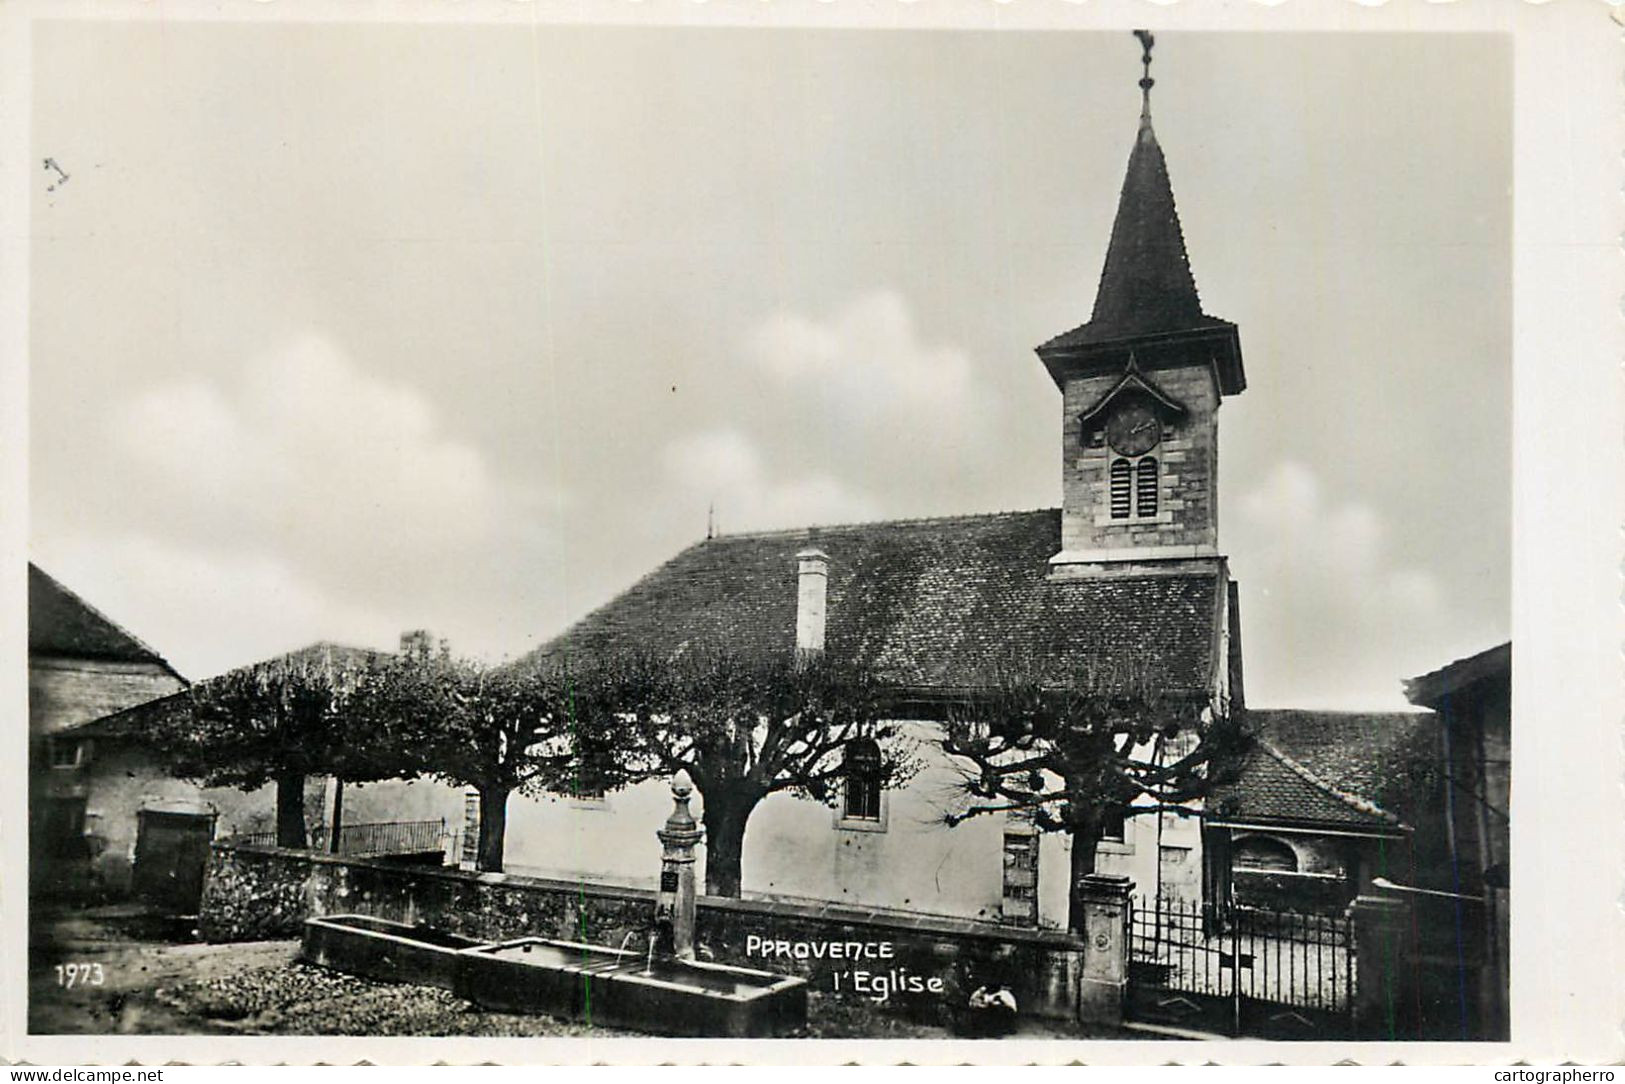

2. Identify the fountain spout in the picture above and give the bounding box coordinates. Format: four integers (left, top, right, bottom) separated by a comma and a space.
651, 916, 676, 958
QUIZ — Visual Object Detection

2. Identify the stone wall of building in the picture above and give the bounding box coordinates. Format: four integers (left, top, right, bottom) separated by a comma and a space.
34, 738, 291, 900
201, 843, 1086, 1022
80, 743, 279, 896
29, 658, 184, 735
1059, 365, 1220, 557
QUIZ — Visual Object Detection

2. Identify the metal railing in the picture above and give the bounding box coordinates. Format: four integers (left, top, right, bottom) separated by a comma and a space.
1128, 895, 1357, 1037
322, 819, 446, 856
224, 819, 446, 856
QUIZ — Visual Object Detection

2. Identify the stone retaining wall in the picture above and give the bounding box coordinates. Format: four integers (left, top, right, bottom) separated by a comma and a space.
201, 843, 1085, 1023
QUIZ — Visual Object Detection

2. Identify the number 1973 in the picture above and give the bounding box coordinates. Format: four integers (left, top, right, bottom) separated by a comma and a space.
55, 962, 106, 988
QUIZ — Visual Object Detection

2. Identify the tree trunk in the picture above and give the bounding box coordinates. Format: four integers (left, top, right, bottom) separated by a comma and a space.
1067, 815, 1102, 937
328, 779, 344, 854
476, 786, 510, 873
275, 772, 308, 848
701, 792, 756, 898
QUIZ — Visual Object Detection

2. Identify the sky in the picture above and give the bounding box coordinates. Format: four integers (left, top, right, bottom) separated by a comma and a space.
28, 23, 1511, 710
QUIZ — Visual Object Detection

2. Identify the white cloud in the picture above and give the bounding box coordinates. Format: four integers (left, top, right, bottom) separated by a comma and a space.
36, 531, 403, 681
663, 427, 880, 533
741, 290, 991, 447
1233, 461, 1447, 709
111, 334, 535, 565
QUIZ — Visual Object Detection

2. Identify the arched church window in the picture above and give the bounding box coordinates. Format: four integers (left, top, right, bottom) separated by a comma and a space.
1233, 835, 1298, 873
1109, 459, 1132, 519
842, 738, 882, 821
1136, 457, 1159, 517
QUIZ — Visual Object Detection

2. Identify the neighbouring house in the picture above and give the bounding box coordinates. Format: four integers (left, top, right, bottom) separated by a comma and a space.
1404, 641, 1510, 1041
1202, 709, 1445, 915
77, 635, 461, 910
28, 563, 191, 901
35, 621, 392, 910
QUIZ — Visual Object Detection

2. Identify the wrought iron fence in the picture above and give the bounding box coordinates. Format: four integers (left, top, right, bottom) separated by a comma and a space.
224, 819, 446, 857
1129, 894, 1356, 1037
323, 819, 447, 856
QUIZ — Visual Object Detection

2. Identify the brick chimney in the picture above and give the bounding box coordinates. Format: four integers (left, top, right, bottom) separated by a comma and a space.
795, 548, 829, 655
399, 629, 435, 659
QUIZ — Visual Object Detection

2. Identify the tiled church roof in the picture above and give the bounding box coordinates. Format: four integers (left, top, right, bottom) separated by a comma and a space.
1211, 709, 1440, 833
28, 562, 178, 672
1039, 115, 1232, 352
519, 509, 1226, 697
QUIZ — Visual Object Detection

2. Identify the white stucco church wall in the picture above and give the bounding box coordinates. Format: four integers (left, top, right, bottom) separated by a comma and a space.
339, 720, 1199, 930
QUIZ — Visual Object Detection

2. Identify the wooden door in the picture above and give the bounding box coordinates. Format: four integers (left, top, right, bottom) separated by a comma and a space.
132, 811, 215, 914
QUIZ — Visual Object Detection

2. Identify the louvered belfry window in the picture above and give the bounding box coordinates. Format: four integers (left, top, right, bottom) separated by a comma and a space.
1109, 458, 1133, 519
1136, 457, 1159, 517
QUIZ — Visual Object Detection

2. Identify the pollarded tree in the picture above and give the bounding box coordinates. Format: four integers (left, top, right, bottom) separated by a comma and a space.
351, 648, 621, 873
938, 656, 1243, 935
158, 645, 379, 848
570, 644, 920, 898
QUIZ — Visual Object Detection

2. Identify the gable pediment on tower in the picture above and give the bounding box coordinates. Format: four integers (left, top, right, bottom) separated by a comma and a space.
1075, 360, 1189, 429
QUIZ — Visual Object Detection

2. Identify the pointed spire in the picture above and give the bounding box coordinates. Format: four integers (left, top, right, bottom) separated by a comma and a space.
1088, 31, 1206, 339
1036, 31, 1245, 397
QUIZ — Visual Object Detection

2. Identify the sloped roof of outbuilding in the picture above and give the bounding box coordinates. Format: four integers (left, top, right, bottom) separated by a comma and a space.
28, 562, 183, 678
1404, 642, 1510, 708
66, 641, 384, 739
1209, 709, 1440, 834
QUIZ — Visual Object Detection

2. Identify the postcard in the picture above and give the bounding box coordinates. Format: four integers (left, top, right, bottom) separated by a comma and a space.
4, 0, 1618, 1067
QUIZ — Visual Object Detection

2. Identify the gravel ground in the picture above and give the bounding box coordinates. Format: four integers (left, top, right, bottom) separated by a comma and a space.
29, 906, 630, 1038
30, 905, 1114, 1040
155, 961, 635, 1037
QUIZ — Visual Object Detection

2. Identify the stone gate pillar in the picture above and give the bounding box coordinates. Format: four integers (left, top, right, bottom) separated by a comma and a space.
655, 770, 704, 960
1349, 893, 1419, 1040
1076, 873, 1134, 1027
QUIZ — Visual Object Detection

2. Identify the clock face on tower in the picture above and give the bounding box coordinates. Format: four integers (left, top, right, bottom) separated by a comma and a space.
1104, 400, 1161, 456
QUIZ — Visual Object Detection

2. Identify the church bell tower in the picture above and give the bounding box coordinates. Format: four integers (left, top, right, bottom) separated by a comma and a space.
1038, 32, 1246, 579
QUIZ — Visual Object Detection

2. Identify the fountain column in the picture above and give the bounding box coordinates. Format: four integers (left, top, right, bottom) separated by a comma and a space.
655, 770, 704, 960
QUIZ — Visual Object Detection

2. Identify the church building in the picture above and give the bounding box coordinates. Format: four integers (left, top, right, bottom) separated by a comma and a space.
346, 37, 1251, 929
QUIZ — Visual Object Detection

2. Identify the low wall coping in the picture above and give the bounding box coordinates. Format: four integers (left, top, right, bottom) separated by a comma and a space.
216, 842, 656, 905
214, 841, 1084, 950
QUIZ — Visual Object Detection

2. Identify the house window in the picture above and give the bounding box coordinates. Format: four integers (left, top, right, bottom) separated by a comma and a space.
841, 738, 882, 822
1098, 806, 1127, 843
570, 783, 606, 805
48, 737, 84, 769
1160, 728, 1199, 764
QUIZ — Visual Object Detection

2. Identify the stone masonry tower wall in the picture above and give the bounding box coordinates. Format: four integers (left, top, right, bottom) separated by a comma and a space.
1035, 35, 1244, 573
1059, 364, 1219, 559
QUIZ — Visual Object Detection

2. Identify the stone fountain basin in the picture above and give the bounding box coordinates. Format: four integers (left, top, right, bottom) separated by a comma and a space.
299, 913, 486, 990
298, 916, 808, 1037
457, 937, 809, 1038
